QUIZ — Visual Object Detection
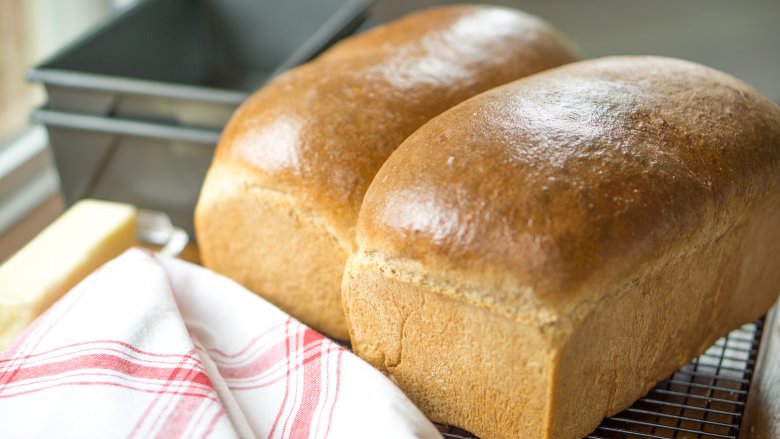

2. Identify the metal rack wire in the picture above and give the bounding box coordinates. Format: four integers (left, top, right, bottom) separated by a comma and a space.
434, 319, 765, 439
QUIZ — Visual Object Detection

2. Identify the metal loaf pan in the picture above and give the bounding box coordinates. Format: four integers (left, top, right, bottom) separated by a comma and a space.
32, 108, 216, 236
28, 0, 373, 129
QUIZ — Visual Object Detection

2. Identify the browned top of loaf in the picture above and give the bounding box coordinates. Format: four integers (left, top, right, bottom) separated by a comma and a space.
358, 56, 780, 306
215, 5, 576, 245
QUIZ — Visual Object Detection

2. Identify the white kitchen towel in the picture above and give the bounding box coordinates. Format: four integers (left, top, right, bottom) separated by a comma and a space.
0, 248, 441, 439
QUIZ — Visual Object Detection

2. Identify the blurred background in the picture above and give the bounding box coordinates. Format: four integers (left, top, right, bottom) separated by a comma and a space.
1, 0, 779, 259
1, 0, 135, 257
1, 0, 135, 141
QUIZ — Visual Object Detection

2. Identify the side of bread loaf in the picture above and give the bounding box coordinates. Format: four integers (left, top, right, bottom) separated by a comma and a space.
343, 56, 780, 438
195, 5, 576, 338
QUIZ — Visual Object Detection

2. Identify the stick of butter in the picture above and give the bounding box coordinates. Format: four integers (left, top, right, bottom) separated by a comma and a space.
0, 199, 137, 350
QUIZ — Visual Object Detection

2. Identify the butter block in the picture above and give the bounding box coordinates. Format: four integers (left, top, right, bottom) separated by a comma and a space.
0, 199, 137, 350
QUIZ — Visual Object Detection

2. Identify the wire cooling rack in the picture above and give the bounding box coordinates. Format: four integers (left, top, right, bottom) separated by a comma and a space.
434, 319, 765, 439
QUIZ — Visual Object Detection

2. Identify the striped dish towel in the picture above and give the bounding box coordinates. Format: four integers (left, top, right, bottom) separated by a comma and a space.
0, 248, 440, 439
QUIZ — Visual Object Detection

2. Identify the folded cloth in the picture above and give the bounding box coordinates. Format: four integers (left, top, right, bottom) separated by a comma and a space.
0, 248, 440, 439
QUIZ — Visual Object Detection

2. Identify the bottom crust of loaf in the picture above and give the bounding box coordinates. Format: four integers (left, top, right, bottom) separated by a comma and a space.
196, 162, 351, 339
343, 263, 556, 438
343, 196, 780, 439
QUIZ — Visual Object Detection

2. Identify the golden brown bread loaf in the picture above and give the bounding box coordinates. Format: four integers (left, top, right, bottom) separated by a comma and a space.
342, 56, 780, 438
195, 5, 576, 338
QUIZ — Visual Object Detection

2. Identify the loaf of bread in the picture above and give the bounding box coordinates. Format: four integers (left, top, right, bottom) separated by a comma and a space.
342, 56, 780, 438
195, 5, 576, 339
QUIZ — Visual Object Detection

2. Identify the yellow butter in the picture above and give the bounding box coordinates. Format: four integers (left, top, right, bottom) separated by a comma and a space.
0, 199, 137, 350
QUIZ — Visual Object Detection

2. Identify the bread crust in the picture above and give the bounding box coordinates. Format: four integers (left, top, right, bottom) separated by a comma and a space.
345, 56, 780, 437
344, 193, 780, 437
197, 162, 350, 337
196, 5, 577, 337
358, 56, 780, 314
